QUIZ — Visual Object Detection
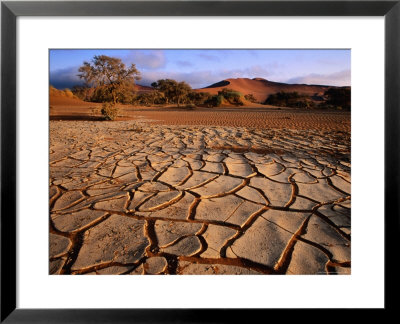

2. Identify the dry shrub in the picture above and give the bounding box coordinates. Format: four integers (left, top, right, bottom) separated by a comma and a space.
101, 102, 119, 120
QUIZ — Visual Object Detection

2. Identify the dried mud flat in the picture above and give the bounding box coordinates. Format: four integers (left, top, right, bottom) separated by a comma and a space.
50, 116, 351, 275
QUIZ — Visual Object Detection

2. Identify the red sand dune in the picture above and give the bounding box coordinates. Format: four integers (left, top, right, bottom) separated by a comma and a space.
135, 84, 154, 93
50, 78, 350, 113
50, 95, 97, 107
196, 77, 334, 102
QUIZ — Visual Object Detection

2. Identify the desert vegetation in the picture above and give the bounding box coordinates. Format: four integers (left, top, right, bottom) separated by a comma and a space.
264, 88, 351, 110
324, 87, 351, 110
151, 79, 192, 107
244, 93, 258, 103
50, 56, 351, 120
68, 56, 225, 111
77, 55, 141, 120
201, 89, 246, 108
264, 91, 316, 109
49, 50, 351, 276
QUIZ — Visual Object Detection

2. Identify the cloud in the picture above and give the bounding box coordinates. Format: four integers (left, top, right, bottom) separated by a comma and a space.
50, 66, 83, 89
138, 65, 274, 89
125, 50, 166, 69
175, 60, 194, 67
286, 69, 351, 86
198, 53, 220, 62
222, 65, 273, 79
139, 70, 216, 89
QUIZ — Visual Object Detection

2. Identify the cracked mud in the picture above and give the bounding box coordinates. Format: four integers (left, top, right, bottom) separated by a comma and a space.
50, 120, 350, 275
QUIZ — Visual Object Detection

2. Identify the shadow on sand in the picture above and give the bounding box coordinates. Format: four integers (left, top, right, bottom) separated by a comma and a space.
50, 115, 104, 121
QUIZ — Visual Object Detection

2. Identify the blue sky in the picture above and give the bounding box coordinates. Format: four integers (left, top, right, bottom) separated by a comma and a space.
49, 49, 350, 89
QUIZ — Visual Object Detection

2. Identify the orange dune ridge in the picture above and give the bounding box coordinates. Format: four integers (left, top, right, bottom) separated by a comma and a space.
196, 77, 336, 102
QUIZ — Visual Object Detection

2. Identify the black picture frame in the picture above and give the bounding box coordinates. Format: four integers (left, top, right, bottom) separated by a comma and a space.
1, 0, 398, 322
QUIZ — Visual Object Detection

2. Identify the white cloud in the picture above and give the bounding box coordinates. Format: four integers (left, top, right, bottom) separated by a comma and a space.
286, 69, 351, 86
138, 65, 276, 89
125, 50, 166, 69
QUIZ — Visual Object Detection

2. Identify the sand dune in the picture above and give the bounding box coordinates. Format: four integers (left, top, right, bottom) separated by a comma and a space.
50, 95, 98, 107
135, 84, 154, 94
50, 90, 102, 120
198, 77, 335, 102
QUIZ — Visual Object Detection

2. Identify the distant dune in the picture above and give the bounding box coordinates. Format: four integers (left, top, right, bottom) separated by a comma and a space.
50, 87, 96, 107
49, 84, 154, 108
50, 95, 96, 107
135, 84, 154, 93
50, 77, 350, 113
198, 77, 342, 102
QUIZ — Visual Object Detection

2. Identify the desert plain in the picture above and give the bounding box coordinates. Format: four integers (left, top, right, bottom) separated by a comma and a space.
49, 89, 351, 275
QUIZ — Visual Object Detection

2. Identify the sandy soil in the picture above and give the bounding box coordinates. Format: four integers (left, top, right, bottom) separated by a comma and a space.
125, 107, 350, 132
50, 102, 350, 132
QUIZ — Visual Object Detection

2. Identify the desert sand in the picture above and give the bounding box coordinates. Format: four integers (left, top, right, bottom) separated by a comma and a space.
49, 108, 350, 275
197, 77, 333, 102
